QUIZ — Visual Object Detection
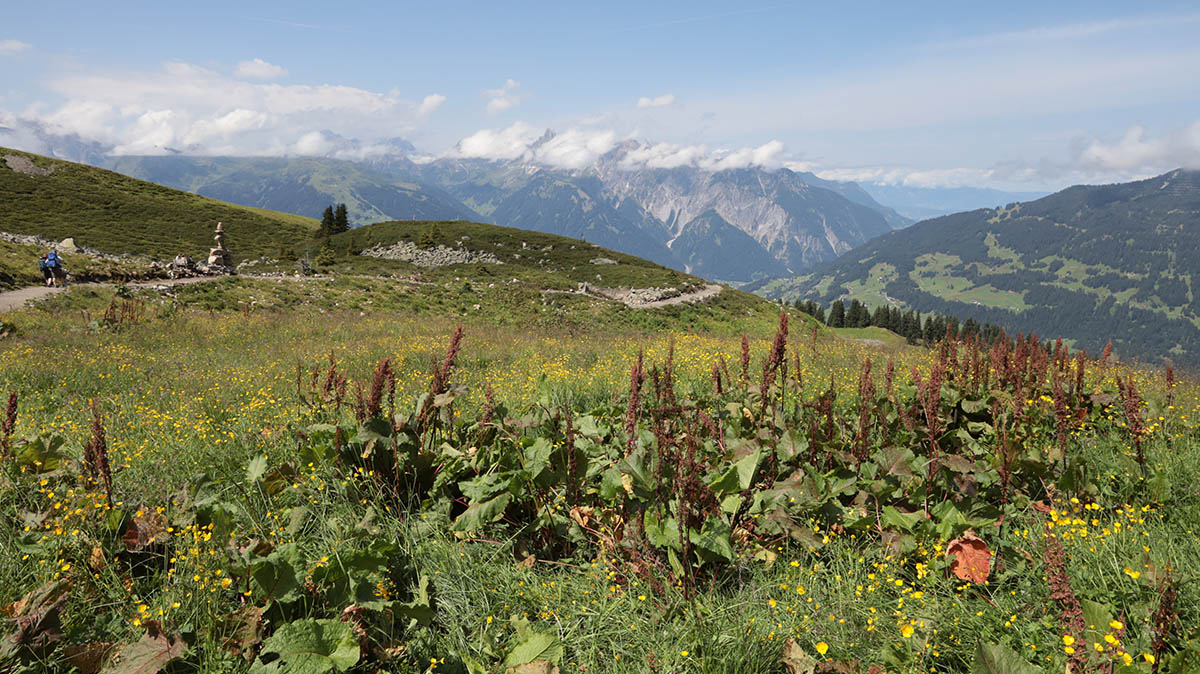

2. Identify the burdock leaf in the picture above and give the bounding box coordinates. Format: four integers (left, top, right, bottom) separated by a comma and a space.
970, 641, 1042, 674
452, 492, 511, 531
503, 628, 562, 667
250, 619, 359, 674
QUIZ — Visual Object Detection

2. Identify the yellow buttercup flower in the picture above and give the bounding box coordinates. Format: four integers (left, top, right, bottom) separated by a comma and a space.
816, 642, 829, 656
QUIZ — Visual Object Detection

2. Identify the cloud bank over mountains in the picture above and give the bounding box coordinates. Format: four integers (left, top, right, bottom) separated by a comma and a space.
2, 40, 1199, 189
4, 60, 444, 157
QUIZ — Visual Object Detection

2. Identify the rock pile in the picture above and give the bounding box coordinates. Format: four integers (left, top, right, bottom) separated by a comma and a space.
361, 241, 503, 268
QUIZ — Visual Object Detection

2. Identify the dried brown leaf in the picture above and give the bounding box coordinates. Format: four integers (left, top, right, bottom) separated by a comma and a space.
946, 533, 991, 585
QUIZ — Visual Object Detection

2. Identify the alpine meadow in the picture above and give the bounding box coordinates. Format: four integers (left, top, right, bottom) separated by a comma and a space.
3, 4, 1200, 673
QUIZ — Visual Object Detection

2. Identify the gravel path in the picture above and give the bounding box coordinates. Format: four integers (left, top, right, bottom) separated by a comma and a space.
0, 276, 221, 313
627, 284, 723, 308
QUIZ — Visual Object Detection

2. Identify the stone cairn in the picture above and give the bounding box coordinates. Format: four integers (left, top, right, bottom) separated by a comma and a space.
207, 222, 234, 271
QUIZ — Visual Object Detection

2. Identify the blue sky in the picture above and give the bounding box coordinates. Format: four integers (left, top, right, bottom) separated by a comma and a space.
3, 1, 1199, 189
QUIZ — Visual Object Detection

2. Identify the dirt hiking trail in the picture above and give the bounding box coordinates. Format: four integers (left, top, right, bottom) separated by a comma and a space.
0, 277, 219, 313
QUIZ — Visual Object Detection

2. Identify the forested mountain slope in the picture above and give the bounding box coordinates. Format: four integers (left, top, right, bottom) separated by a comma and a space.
757, 169, 1200, 363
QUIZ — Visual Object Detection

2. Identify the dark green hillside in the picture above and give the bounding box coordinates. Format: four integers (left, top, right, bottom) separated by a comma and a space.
1, 147, 316, 259
758, 169, 1200, 363
332, 218, 698, 290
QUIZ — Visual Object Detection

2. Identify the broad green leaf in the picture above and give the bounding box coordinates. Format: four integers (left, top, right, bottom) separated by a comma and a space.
504, 617, 562, 667
575, 415, 602, 438
643, 511, 681, 550
251, 619, 359, 674
523, 437, 553, 481
970, 641, 1042, 674
249, 544, 305, 603
396, 574, 436, 628
881, 506, 922, 533
245, 454, 268, 483
709, 450, 761, 495
690, 516, 735, 563
1081, 599, 1115, 644
452, 492, 512, 531
599, 467, 624, 501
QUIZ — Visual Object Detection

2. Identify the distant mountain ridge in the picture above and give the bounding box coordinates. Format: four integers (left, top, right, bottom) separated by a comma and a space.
756, 169, 1200, 363
9, 125, 913, 283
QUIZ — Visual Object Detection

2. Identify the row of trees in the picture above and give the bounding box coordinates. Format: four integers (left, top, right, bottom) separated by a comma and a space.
317, 204, 350, 238
794, 298, 1011, 346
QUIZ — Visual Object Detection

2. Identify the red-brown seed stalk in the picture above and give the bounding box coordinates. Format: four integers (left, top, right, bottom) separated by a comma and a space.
0, 392, 16, 458
83, 399, 113, 505
625, 350, 645, 456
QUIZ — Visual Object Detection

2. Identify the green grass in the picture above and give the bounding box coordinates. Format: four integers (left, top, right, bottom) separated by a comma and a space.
327, 219, 702, 291
831, 325, 913, 350
1, 146, 317, 260
0, 305, 1197, 673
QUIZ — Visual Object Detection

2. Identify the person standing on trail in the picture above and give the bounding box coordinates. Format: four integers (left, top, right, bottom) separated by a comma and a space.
39, 254, 52, 286
44, 248, 66, 288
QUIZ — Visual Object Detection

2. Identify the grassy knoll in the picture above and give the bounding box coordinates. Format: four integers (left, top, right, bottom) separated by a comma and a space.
1, 147, 316, 260
326, 219, 701, 291
0, 299, 1197, 673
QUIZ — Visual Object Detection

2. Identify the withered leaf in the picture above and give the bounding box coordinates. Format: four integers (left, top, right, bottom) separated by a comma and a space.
66, 642, 116, 674
946, 533, 991, 585
781, 637, 817, 674
101, 620, 186, 674
122, 509, 168, 552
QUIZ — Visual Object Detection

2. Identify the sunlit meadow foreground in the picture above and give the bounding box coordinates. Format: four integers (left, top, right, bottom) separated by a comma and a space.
1, 307, 1198, 673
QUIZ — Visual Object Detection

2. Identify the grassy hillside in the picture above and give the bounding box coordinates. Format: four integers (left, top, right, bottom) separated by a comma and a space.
1, 147, 317, 260
759, 169, 1200, 364
330, 218, 699, 291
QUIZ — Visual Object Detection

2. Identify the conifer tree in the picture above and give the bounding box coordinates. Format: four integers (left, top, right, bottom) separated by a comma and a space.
318, 205, 335, 238
828, 300, 846, 328
333, 203, 350, 234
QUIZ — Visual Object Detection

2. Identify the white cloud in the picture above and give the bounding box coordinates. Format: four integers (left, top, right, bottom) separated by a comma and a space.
0, 39, 30, 54
417, 93, 446, 116
454, 122, 540, 160
453, 122, 784, 172
534, 128, 619, 169
705, 140, 784, 170
483, 79, 521, 114
18, 60, 442, 156
1074, 122, 1200, 172
233, 58, 288, 80
636, 94, 675, 108
293, 130, 335, 156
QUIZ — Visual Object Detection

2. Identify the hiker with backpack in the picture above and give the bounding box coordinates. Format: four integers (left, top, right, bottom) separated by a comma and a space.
43, 248, 66, 287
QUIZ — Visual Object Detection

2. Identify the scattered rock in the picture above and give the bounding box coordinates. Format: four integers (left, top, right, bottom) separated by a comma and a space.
589, 257, 618, 265
58, 238, 78, 253
3, 154, 54, 176
361, 241, 503, 268
582, 283, 724, 309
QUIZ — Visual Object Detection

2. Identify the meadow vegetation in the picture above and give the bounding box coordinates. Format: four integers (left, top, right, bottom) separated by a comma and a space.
0, 298, 1197, 673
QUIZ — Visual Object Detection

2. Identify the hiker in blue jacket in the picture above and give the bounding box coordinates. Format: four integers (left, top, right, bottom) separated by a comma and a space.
44, 248, 66, 288
39, 254, 52, 286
